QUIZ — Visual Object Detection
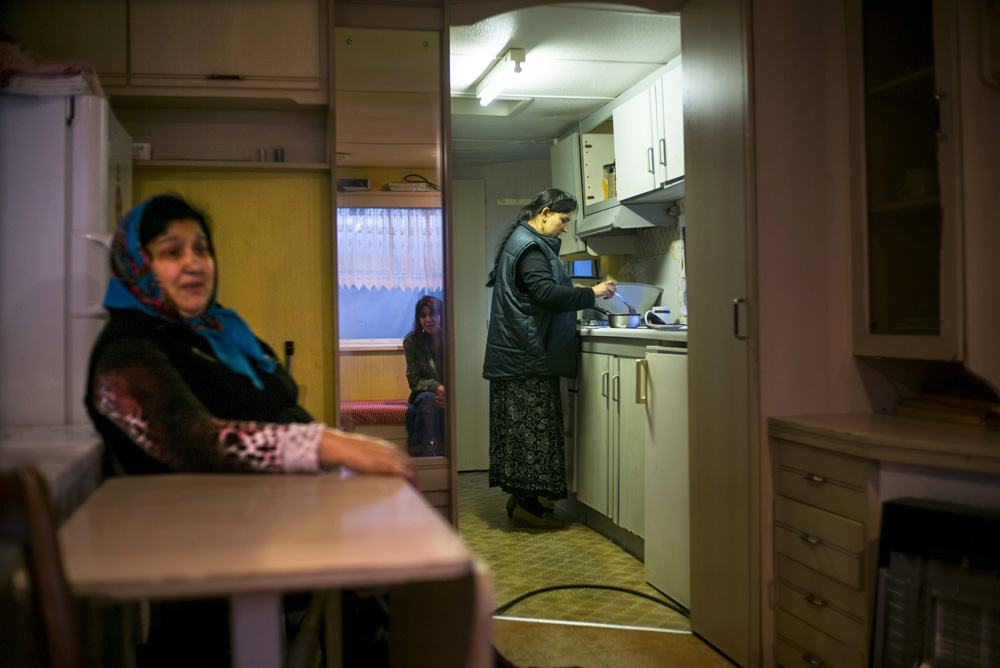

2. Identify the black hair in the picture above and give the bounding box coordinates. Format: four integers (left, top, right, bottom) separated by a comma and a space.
485, 188, 577, 287
138, 194, 214, 257
411, 295, 443, 339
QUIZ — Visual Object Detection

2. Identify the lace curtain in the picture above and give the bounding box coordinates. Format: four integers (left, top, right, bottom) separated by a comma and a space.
336, 207, 443, 291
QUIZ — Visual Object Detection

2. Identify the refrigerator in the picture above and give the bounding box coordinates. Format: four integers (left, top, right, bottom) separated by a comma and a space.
0, 94, 132, 428
643, 344, 690, 608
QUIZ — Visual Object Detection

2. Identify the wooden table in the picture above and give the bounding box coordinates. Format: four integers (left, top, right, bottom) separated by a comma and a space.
58, 472, 492, 668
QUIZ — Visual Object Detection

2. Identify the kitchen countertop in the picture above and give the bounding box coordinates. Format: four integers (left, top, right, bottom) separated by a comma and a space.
578, 325, 688, 345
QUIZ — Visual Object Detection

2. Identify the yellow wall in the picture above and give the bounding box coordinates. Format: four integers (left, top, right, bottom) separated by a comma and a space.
133, 170, 334, 422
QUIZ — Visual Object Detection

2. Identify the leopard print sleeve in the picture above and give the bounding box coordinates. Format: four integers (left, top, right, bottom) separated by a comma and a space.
90, 338, 322, 473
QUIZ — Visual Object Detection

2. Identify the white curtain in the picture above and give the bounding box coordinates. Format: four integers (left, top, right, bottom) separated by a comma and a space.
336, 207, 443, 291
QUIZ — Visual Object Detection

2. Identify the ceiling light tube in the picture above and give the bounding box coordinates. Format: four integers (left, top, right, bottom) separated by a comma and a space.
477, 48, 525, 107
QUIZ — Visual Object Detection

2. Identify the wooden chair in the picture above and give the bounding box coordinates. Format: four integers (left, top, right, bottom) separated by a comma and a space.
0, 466, 84, 668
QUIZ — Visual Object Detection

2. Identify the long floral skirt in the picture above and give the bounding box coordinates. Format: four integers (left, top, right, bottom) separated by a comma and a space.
488, 375, 567, 500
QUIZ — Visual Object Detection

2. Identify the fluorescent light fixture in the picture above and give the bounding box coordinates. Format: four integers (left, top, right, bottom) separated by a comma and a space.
476, 48, 525, 107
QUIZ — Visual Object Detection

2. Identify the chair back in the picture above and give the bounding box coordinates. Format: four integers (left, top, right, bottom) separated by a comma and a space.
0, 467, 84, 668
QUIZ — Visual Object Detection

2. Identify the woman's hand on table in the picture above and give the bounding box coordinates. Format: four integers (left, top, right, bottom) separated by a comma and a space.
592, 281, 617, 300
321, 428, 416, 485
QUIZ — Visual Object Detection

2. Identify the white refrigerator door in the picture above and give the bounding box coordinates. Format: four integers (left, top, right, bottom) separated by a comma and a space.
0, 94, 115, 427
643, 346, 690, 608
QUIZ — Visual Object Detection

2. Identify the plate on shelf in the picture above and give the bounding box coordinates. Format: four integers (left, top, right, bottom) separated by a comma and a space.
645, 323, 686, 331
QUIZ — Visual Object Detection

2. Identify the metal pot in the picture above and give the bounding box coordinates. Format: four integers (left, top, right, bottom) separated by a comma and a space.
608, 312, 642, 329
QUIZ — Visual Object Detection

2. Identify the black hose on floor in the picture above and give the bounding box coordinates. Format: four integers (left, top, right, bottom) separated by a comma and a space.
493, 584, 690, 618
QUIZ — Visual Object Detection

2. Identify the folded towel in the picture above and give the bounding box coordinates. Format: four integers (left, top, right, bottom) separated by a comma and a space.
0, 40, 103, 97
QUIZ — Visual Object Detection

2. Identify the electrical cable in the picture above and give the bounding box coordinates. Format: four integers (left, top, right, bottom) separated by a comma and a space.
493, 584, 690, 619
401, 173, 440, 191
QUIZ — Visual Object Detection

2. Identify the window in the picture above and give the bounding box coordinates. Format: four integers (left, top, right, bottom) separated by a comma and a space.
337, 207, 443, 340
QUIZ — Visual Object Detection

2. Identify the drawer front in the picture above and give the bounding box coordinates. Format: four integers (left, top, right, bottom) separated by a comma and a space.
415, 465, 450, 492
776, 440, 870, 489
422, 491, 450, 507
777, 555, 870, 620
774, 525, 862, 588
776, 581, 867, 652
776, 609, 865, 668
776, 468, 869, 522
775, 497, 864, 553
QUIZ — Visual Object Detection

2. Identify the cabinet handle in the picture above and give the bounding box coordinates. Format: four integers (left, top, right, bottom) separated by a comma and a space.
647, 147, 655, 174
798, 532, 821, 546
803, 593, 827, 607
658, 138, 667, 166
733, 298, 748, 340
612, 374, 620, 402
801, 653, 825, 666
803, 472, 826, 484
601, 371, 609, 398
205, 74, 246, 81
636, 359, 648, 404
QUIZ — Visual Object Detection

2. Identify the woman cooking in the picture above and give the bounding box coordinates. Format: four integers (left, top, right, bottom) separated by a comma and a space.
483, 188, 616, 528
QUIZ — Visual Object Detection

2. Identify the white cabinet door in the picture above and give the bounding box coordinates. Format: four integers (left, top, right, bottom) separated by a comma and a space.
612, 89, 657, 201
576, 352, 611, 515
643, 348, 689, 607
614, 356, 645, 536
656, 59, 685, 185
550, 132, 589, 256
129, 0, 321, 92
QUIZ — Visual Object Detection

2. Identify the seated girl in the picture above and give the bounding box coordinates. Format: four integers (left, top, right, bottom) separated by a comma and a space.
402, 295, 445, 457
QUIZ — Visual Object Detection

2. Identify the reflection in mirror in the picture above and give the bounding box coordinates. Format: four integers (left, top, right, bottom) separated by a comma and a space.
333, 28, 444, 459
449, 4, 689, 631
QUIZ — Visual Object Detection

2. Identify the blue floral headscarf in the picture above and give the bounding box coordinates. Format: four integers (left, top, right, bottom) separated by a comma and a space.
102, 195, 275, 389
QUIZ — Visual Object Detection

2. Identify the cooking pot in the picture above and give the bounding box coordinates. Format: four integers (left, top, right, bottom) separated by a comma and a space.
608, 312, 642, 329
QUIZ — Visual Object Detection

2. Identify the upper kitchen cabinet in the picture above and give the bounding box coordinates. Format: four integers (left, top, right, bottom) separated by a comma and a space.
126, 0, 325, 104
613, 56, 685, 204
0, 0, 128, 87
549, 131, 591, 257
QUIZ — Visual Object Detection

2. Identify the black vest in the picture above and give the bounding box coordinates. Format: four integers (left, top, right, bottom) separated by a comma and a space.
483, 223, 577, 379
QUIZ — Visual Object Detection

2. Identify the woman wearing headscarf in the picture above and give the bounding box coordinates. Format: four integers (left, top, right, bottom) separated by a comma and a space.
85, 193, 411, 665
402, 295, 445, 457
483, 188, 617, 528
86, 193, 412, 479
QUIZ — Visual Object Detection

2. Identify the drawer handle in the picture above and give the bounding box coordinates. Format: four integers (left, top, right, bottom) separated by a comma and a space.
798, 532, 821, 545
206, 74, 246, 81
803, 593, 827, 607
802, 472, 826, 483
801, 653, 825, 667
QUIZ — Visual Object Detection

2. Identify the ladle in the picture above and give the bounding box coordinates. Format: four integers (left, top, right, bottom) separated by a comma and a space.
613, 292, 636, 313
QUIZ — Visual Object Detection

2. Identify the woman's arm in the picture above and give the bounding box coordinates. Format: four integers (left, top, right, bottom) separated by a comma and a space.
91, 338, 411, 478
516, 248, 597, 311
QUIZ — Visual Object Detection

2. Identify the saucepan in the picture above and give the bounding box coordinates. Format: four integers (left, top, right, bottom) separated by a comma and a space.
595, 301, 642, 329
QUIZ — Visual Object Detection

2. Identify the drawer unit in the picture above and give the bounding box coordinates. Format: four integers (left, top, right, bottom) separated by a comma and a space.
772, 438, 879, 668
776, 440, 870, 521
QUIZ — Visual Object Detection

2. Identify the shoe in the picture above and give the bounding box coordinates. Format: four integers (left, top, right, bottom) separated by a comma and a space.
505, 494, 518, 519
539, 496, 555, 510
512, 504, 565, 529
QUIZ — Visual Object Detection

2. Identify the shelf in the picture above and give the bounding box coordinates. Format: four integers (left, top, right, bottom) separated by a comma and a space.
133, 160, 331, 172
868, 196, 940, 214
336, 191, 442, 208
866, 66, 934, 97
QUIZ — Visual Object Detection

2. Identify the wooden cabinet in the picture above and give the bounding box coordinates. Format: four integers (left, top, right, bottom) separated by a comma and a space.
613, 89, 657, 202
654, 59, 685, 186
849, 0, 959, 361
772, 440, 879, 668
549, 131, 591, 257
128, 0, 323, 100
611, 56, 685, 203
575, 350, 645, 535
0, 0, 128, 86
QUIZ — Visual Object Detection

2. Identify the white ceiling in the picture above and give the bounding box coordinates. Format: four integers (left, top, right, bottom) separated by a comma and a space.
450, 3, 681, 162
